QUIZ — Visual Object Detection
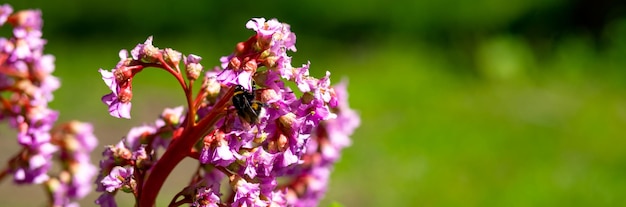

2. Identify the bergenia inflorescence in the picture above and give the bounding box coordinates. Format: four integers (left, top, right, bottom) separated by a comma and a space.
96, 17, 360, 207
0, 4, 98, 206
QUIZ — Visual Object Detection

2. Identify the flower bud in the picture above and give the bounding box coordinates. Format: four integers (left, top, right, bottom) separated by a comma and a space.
242, 59, 257, 72
259, 88, 279, 103
186, 63, 202, 80
45, 177, 61, 193
134, 147, 151, 170
263, 54, 278, 68
9, 10, 42, 29
15, 79, 36, 97
268, 134, 288, 152
163, 48, 182, 67
184, 54, 203, 80
58, 171, 71, 183
235, 41, 246, 55
205, 75, 221, 99
112, 146, 132, 163
278, 112, 296, 131
141, 44, 161, 63
160, 106, 184, 126
228, 56, 241, 70
113, 67, 133, 83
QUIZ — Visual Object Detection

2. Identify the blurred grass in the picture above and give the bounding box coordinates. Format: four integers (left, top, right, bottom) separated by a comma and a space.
2, 0, 626, 206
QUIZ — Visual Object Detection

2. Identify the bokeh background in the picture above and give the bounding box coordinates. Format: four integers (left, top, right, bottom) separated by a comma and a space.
1, 0, 626, 206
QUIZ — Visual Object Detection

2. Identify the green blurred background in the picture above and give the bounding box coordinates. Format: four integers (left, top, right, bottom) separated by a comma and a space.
2, 0, 626, 206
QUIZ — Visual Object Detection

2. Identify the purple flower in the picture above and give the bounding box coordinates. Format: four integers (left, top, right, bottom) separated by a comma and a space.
232, 177, 267, 207
101, 166, 134, 192
185, 54, 202, 65
71, 122, 99, 152
246, 18, 282, 39
219, 54, 233, 69
204, 169, 225, 194
23, 106, 59, 135
56, 121, 99, 201
216, 64, 254, 91
246, 18, 296, 53
70, 164, 98, 199
185, 54, 204, 79
91, 17, 361, 207
125, 125, 156, 150
200, 137, 236, 167
34, 55, 60, 102
130, 36, 158, 62
0, 4, 12, 26
286, 167, 331, 207
325, 80, 359, 151
266, 189, 287, 207
156, 105, 185, 127
241, 148, 276, 178
12, 129, 57, 184
95, 193, 117, 207
101, 92, 132, 119
12, 156, 52, 184
96, 140, 131, 193
99, 68, 118, 94
277, 148, 300, 168
99, 50, 135, 119
194, 186, 221, 207
12, 9, 43, 30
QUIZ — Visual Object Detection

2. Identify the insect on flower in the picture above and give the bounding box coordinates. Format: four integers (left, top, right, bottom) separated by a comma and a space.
232, 84, 265, 124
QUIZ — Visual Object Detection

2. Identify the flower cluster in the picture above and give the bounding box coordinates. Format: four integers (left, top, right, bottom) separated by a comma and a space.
48, 121, 99, 206
95, 106, 183, 205
96, 17, 359, 207
0, 4, 98, 206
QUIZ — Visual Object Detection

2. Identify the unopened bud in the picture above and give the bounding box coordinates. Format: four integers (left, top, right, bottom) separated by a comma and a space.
278, 113, 296, 136
259, 88, 279, 103
235, 42, 246, 55
243, 59, 257, 72
114, 67, 133, 83
113, 147, 132, 163
163, 48, 182, 67
141, 44, 161, 63
263, 55, 278, 68
134, 148, 151, 170
10, 10, 41, 29
228, 56, 241, 70
45, 178, 61, 193
15, 79, 36, 97
186, 63, 202, 80
205, 75, 221, 99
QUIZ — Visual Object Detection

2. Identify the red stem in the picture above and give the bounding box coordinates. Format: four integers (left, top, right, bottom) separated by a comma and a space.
138, 87, 234, 207
0, 165, 9, 185
152, 57, 196, 129
186, 79, 195, 129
